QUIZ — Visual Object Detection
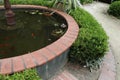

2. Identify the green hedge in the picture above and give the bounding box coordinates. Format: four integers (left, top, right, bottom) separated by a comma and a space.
0, 69, 41, 80
69, 8, 108, 67
108, 1, 120, 18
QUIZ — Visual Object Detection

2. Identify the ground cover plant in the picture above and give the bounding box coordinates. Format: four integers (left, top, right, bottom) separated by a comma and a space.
0, 69, 41, 80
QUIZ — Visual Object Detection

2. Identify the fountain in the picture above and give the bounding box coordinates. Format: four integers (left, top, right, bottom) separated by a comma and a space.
0, 0, 79, 79
4, 0, 15, 25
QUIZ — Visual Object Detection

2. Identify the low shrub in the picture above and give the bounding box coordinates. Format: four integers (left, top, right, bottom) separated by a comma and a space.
69, 8, 108, 68
108, 1, 120, 18
0, 69, 41, 80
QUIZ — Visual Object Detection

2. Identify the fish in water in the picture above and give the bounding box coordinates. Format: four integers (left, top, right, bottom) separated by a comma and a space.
31, 33, 36, 38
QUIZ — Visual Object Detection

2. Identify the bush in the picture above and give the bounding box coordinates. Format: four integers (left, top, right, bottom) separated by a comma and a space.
69, 8, 108, 68
108, 1, 120, 18
0, 69, 41, 80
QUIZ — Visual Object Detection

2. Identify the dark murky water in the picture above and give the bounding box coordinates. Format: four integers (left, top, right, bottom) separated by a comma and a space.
0, 9, 67, 59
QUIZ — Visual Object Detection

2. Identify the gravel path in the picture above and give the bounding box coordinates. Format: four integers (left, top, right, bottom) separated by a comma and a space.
83, 2, 120, 80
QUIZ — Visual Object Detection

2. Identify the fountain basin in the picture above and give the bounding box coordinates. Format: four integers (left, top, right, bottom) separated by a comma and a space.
0, 5, 79, 79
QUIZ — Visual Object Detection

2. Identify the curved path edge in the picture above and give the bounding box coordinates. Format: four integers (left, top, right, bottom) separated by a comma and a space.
50, 47, 116, 80
98, 47, 116, 80
83, 2, 118, 80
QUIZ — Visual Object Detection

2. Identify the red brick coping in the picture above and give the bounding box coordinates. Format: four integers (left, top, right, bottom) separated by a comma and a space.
0, 5, 79, 75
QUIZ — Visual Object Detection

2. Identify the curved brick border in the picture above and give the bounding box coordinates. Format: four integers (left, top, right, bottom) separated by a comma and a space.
0, 5, 79, 75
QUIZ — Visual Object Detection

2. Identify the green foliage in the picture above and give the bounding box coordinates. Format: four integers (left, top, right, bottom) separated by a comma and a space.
52, 0, 82, 12
0, 0, 53, 7
69, 8, 108, 68
80, 0, 93, 4
108, 1, 120, 18
0, 69, 41, 80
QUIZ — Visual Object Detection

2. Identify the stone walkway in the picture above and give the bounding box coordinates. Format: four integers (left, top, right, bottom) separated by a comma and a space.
52, 70, 78, 80
50, 49, 116, 80
83, 2, 120, 80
